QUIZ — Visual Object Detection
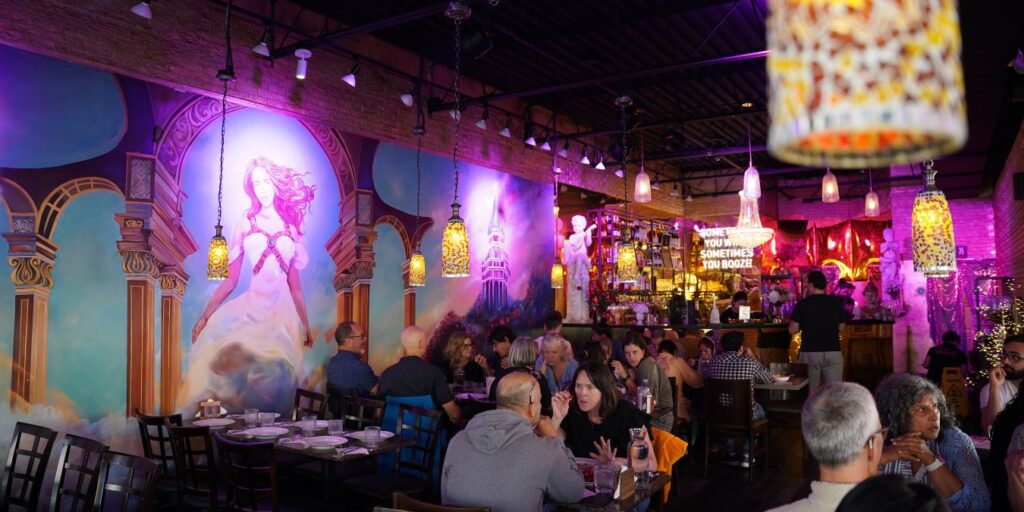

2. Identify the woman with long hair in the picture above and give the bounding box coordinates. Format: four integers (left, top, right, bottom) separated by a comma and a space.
487, 337, 552, 417
612, 331, 675, 431
179, 157, 316, 414
436, 331, 489, 384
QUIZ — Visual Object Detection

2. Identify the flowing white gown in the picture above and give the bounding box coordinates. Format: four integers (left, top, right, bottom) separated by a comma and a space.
177, 216, 308, 415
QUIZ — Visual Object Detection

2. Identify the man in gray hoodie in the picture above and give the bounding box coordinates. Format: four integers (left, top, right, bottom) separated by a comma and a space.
442, 372, 585, 512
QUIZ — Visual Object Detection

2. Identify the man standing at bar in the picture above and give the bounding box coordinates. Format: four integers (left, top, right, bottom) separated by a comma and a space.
720, 291, 748, 323
790, 271, 847, 390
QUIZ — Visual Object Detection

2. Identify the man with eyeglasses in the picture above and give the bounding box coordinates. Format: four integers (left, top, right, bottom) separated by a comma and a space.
982, 334, 1024, 432
326, 322, 378, 398
768, 382, 885, 512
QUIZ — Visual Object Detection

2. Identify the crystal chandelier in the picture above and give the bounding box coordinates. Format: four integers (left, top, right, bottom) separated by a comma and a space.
727, 188, 774, 249
441, 3, 471, 278
912, 160, 956, 278
766, 0, 967, 168
207, 1, 236, 280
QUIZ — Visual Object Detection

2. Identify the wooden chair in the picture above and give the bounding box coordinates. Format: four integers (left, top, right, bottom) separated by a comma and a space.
390, 492, 490, 512
703, 378, 769, 482
51, 433, 109, 512
1, 421, 58, 512
213, 432, 278, 512
134, 410, 182, 479
337, 395, 386, 431
94, 451, 159, 512
292, 388, 328, 421
167, 426, 219, 510
343, 404, 443, 502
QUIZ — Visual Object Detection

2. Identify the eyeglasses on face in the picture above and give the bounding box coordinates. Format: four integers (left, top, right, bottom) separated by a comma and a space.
1003, 352, 1024, 363
866, 427, 889, 448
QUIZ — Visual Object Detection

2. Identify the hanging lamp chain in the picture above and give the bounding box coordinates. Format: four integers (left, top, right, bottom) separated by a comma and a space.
215, 0, 235, 228
414, 134, 423, 250
451, 17, 463, 205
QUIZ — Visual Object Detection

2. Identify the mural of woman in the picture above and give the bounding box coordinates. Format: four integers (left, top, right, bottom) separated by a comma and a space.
179, 157, 316, 414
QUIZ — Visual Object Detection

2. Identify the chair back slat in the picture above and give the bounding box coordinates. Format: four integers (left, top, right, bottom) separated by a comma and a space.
338, 395, 385, 431
167, 426, 218, 509
704, 378, 755, 428
1, 421, 58, 511
134, 410, 181, 476
292, 388, 328, 421
51, 434, 108, 512
395, 404, 443, 489
94, 451, 159, 512
212, 432, 278, 512
392, 492, 491, 512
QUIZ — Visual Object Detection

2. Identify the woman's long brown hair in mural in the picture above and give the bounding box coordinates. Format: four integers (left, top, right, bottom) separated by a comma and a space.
179, 157, 316, 415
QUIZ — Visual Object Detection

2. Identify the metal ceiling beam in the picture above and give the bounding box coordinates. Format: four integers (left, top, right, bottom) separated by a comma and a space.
270, 3, 446, 59
574, 108, 765, 138
528, 0, 738, 45
430, 50, 770, 112
639, 144, 767, 163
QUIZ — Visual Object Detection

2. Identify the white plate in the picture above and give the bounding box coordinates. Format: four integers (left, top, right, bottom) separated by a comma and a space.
347, 430, 395, 443
193, 418, 235, 428
304, 436, 348, 450
773, 376, 791, 383
243, 427, 290, 439
287, 420, 328, 429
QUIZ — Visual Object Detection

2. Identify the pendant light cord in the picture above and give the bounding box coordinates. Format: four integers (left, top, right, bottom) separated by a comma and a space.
217, 80, 227, 227
414, 133, 423, 249
451, 18, 463, 204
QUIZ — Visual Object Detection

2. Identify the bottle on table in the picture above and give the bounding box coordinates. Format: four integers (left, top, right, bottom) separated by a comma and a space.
637, 379, 652, 415
629, 427, 651, 489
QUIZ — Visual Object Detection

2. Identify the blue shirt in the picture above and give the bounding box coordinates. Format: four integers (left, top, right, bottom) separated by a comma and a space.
326, 350, 378, 397
538, 358, 579, 395
880, 427, 990, 512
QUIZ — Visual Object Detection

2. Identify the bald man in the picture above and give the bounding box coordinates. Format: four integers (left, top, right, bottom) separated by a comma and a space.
442, 373, 584, 512
378, 326, 461, 424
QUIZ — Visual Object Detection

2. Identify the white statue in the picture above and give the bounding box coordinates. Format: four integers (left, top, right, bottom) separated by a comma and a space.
879, 227, 903, 311
563, 215, 597, 323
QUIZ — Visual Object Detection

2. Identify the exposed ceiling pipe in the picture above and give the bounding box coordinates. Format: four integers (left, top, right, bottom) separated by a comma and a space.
574, 108, 765, 138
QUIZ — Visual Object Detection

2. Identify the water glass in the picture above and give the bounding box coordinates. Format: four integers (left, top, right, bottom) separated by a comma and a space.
364, 426, 381, 447
594, 466, 617, 495
258, 412, 275, 427
327, 419, 345, 437
244, 409, 259, 428
485, 376, 496, 393
301, 415, 317, 437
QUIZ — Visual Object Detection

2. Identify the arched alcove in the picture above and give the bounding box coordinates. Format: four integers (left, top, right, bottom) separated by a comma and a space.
368, 223, 406, 374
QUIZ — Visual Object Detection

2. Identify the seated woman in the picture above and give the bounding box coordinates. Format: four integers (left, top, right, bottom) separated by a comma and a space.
545, 361, 657, 474
487, 336, 553, 417
656, 340, 703, 422
611, 332, 675, 432
538, 334, 578, 395
435, 331, 490, 385
875, 374, 989, 512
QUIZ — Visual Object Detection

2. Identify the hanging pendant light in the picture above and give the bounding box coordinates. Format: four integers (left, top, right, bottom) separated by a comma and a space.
742, 122, 761, 199
864, 170, 880, 217
766, 0, 967, 168
634, 138, 652, 203
208, 1, 236, 281
912, 160, 956, 278
614, 97, 639, 284
441, 2, 471, 278
821, 168, 840, 203
408, 121, 427, 287
728, 188, 775, 249
551, 263, 564, 289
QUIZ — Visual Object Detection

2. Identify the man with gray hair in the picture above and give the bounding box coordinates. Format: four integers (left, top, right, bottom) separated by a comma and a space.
442, 372, 584, 512
768, 382, 885, 512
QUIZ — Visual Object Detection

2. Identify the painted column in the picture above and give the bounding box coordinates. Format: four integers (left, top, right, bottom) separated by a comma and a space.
119, 248, 160, 416
158, 270, 186, 415
4, 231, 57, 408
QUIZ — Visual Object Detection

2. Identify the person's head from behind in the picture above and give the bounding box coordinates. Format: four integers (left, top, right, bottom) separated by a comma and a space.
658, 340, 677, 357
698, 337, 715, 360
731, 291, 748, 308
940, 331, 960, 347
542, 334, 570, 365
836, 475, 950, 512
622, 331, 649, 369
507, 336, 539, 370
334, 322, 365, 352
874, 374, 953, 442
489, 325, 516, 359
807, 271, 828, 292
802, 382, 884, 481
720, 331, 745, 353
572, 361, 618, 419
1002, 334, 1024, 379
444, 331, 474, 365
496, 372, 543, 427
400, 326, 428, 357
582, 340, 606, 365
544, 311, 564, 333
650, 328, 665, 343
591, 324, 613, 343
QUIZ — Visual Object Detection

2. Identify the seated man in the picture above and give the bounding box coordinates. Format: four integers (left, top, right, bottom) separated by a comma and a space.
326, 322, 377, 398
442, 373, 585, 512
704, 330, 773, 465
378, 325, 461, 424
768, 382, 885, 512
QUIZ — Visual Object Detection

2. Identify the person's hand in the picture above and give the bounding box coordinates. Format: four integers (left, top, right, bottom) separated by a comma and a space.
991, 367, 1007, 388
535, 416, 558, 438
192, 316, 209, 344
473, 354, 489, 370
879, 443, 903, 466
499, 356, 510, 369
551, 391, 573, 423
891, 432, 936, 465
303, 327, 314, 349
590, 436, 618, 464
611, 360, 627, 379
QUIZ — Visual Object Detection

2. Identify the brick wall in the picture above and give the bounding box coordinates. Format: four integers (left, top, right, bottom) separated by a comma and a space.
777, 188, 893, 226
994, 120, 1024, 281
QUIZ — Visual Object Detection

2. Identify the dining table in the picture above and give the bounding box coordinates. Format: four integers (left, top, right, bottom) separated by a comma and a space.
551, 473, 671, 512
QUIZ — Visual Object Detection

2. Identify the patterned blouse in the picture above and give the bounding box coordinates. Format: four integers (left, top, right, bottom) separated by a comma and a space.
880, 427, 990, 512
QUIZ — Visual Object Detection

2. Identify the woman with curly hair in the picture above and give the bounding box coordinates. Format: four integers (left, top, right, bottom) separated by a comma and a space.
436, 331, 490, 385
874, 374, 989, 512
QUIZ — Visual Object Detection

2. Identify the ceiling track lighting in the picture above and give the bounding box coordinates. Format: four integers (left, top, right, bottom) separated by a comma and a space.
540, 137, 552, 152
294, 48, 311, 80
252, 24, 272, 57
670, 182, 681, 197
498, 115, 512, 138
579, 147, 590, 165
400, 86, 416, 108
131, 0, 153, 19
524, 132, 537, 147
475, 108, 489, 130
595, 152, 606, 170
651, 179, 661, 191
558, 141, 569, 158
342, 63, 360, 88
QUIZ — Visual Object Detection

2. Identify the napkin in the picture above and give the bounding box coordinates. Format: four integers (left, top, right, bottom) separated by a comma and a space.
342, 447, 369, 456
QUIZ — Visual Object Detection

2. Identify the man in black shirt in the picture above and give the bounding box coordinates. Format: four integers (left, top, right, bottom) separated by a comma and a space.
379, 325, 462, 424
923, 331, 967, 384
790, 271, 847, 391
720, 291, 748, 323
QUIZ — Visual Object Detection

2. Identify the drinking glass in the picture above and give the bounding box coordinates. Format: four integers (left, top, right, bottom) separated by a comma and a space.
364, 426, 381, 447
301, 415, 317, 437
258, 412, 275, 427
594, 466, 616, 495
327, 419, 345, 437
629, 427, 650, 489
244, 409, 259, 428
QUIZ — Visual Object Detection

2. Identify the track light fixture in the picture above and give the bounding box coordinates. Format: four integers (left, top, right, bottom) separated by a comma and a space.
400, 87, 416, 107
499, 115, 512, 138
651, 179, 661, 190
580, 147, 590, 165
342, 63, 359, 88
670, 183, 681, 197
131, 0, 153, 19
449, 109, 461, 121
524, 132, 537, 147
294, 49, 311, 80
614, 167, 624, 178
685, 191, 693, 202
540, 137, 551, 152
558, 141, 569, 158
475, 109, 488, 130
252, 25, 271, 57
595, 152, 606, 170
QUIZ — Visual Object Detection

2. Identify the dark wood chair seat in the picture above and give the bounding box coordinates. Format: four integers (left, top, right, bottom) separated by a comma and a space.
389, 492, 491, 512
213, 432, 278, 512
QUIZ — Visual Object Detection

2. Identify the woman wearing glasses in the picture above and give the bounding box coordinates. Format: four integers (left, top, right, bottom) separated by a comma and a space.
436, 331, 490, 385
874, 374, 989, 512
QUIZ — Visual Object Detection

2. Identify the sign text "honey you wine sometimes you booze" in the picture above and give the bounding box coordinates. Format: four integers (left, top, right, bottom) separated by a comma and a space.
696, 227, 755, 270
